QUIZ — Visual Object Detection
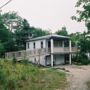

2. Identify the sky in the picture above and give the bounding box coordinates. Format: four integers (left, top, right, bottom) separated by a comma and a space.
0, 0, 87, 33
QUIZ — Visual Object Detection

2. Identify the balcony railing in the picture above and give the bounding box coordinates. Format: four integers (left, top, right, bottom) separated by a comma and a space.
53, 47, 78, 53
5, 47, 78, 60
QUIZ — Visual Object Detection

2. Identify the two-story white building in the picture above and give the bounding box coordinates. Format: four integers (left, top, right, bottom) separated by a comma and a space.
26, 34, 76, 66
5, 34, 78, 66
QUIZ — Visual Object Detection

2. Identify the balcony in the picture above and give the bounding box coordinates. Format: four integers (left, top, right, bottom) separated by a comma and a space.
5, 47, 78, 60
53, 47, 78, 54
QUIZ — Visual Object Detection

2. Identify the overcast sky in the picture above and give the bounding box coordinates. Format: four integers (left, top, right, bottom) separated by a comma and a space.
0, 0, 86, 33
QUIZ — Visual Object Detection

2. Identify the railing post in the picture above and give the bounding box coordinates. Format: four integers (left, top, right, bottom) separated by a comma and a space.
69, 40, 72, 64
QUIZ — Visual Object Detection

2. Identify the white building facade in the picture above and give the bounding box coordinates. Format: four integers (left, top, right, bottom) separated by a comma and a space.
26, 34, 75, 66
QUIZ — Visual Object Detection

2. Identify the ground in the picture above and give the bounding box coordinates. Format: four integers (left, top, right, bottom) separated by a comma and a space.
54, 65, 90, 90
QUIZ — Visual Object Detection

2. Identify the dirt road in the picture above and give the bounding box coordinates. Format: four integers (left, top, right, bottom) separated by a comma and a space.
65, 65, 90, 90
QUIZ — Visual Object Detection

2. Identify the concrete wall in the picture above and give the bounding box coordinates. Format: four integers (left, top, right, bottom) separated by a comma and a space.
46, 54, 65, 66
26, 40, 46, 50
28, 55, 46, 66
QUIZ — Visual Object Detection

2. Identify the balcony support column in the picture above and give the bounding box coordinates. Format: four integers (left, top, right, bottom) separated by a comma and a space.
62, 41, 64, 48
69, 40, 72, 64
51, 39, 54, 67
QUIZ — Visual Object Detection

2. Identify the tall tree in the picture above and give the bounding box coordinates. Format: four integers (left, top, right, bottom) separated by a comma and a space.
55, 27, 68, 36
15, 19, 31, 50
72, 1, 90, 63
2, 12, 23, 32
72, 0, 90, 32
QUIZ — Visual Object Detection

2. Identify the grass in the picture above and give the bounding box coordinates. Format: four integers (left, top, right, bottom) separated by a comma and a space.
86, 81, 90, 90
0, 59, 67, 90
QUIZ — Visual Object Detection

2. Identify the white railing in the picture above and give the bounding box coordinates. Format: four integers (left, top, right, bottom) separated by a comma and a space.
5, 47, 78, 60
53, 47, 78, 53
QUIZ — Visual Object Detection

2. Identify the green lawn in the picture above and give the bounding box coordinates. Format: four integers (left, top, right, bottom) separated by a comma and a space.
0, 59, 67, 90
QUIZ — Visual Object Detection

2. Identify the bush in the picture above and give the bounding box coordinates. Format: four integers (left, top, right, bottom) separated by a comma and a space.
80, 59, 89, 65
12, 57, 17, 64
20, 58, 29, 65
72, 52, 89, 65
0, 70, 6, 85
5, 80, 17, 90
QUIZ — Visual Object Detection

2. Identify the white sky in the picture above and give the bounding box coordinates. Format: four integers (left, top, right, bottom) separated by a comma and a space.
0, 0, 87, 33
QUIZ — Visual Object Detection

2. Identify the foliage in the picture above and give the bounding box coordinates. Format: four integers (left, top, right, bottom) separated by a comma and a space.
0, 11, 50, 55
0, 43, 5, 57
87, 80, 90, 90
72, 52, 90, 65
2, 11, 23, 31
0, 59, 67, 90
70, 32, 82, 47
55, 27, 68, 36
72, 0, 90, 32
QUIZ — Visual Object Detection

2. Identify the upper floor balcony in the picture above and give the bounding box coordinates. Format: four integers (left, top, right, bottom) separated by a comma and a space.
5, 46, 78, 60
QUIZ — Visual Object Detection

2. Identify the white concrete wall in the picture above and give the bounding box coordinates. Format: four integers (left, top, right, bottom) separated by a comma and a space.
26, 40, 46, 50
28, 55, 45, 66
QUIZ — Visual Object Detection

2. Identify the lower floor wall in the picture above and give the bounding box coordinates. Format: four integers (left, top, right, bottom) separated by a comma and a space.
46, 54, 65, 66
28, 55, 46, 66
28, 54, 70, 66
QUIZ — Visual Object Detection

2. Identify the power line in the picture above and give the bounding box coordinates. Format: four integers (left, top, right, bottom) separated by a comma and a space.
0, 0, 12, 10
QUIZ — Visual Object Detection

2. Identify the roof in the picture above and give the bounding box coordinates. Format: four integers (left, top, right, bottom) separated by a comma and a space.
27, 34, 70, 42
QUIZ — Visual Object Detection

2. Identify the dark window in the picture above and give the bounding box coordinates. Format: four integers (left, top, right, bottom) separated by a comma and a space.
54, 40, 62, 47
33, 42, 35, 49
27, 42, 29, 48
48, 41, 51, 48
41, 41, 43, 48
64, 40, 69, 47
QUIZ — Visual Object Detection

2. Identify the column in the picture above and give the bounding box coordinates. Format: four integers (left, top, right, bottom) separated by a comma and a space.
51, 39, 54, 67
69, 40, 72, 64
62, 41, 64, 48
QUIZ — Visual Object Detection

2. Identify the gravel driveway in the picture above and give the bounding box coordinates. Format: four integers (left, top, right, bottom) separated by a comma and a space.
65, 65, 90, 90
54, 65, 90, 90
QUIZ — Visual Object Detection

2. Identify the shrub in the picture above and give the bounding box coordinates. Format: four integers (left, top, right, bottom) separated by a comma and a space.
0, 70, 6, 85
4, 80, 17, 90
20, 58, 29, 65
12, 57, 17, 64
72, 52, 89, 65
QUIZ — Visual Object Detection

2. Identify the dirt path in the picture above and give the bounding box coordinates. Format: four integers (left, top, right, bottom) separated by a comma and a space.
65, 65, 90, 90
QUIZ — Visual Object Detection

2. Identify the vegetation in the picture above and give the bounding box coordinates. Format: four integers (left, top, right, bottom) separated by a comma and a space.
0, 12, 50, 57
87, 81, 90, 90
0, 59, 67, 90
55, 26, 68, 36
72, 0, 90, 32
71, 0, 90, 64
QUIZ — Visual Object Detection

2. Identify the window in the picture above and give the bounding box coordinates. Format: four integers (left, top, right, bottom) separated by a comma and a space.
41, 41, 43, 48
33, 42, 35, 49
54, 40, 62, 47
27, 42, 29, 48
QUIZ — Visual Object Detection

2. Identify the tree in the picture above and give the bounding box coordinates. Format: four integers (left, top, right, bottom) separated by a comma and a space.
30, 27, 50, 38
0, 43, 5, 57
0, 11, 50, 52
70, 32, 82, 47
55, 27, 68, 36
0, 13, 18, 56
71, 0, 90, 64
15, 19, 31, 50
2, 12, 23, 32
72, 0, 90, 32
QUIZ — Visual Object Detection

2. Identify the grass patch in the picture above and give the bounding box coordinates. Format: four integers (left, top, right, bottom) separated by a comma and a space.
86, 81, 90, 90
0, 59, 67, 90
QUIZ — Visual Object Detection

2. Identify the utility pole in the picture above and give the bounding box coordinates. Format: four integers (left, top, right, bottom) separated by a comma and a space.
0, 0, 12, 10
